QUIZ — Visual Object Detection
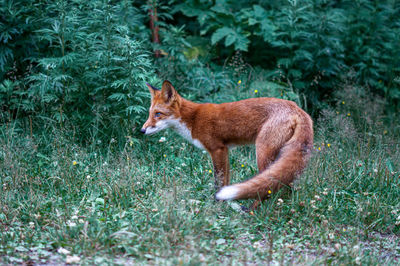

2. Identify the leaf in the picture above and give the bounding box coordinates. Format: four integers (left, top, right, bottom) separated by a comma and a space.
224, 34, 236, 47
211, 27, 234, 45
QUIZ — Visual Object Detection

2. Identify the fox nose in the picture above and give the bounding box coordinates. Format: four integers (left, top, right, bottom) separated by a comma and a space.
140, 128, 146, 134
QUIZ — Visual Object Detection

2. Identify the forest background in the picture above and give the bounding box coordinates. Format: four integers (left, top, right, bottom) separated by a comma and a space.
1, 0, 400, 264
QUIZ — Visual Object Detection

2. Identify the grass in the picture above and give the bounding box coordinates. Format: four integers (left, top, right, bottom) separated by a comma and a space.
1, 88, 400, 264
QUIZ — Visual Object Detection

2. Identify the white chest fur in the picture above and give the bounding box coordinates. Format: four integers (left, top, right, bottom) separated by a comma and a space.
167, 118, 205, 150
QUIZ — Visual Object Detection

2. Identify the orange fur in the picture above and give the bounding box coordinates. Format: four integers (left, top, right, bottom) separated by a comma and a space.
141, 81, 313, 204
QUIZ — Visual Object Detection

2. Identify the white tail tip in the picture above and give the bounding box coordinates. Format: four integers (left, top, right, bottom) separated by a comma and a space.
216, 186, 239, 201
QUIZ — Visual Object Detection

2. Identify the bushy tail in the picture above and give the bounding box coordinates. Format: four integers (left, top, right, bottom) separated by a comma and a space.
216, 115, 313, 201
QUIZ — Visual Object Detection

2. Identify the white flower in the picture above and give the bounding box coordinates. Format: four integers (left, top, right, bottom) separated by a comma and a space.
57, 247, 71, 255
66, 255, 80, 264
67, 220, 77, 227
159, 137, 167, 143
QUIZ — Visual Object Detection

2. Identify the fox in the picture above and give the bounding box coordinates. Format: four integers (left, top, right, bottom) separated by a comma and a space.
141, 80, 314, 209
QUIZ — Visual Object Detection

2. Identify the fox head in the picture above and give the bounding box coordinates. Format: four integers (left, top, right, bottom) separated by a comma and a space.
140, 80, 182, 135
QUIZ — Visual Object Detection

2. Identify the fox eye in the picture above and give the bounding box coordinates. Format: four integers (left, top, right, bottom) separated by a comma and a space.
154, 112, 162, 118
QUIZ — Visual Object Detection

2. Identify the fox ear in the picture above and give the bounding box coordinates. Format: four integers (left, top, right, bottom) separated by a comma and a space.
161, 80, 177, 103
146, 83, 160, 99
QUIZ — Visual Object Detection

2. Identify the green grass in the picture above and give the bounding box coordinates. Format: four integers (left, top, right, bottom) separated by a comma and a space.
1, 101, 400, 264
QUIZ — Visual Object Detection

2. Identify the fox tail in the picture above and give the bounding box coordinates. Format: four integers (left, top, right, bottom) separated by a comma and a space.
216, 115, 313, 201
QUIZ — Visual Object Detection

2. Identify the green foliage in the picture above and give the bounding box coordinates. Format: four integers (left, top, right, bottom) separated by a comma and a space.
171, 0, 400, 108
342, 0, 400, 103
0, 0, 39, 76
1, 0, 157, 142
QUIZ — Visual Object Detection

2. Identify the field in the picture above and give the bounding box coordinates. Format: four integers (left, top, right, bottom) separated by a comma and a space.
1, 85, 399, 265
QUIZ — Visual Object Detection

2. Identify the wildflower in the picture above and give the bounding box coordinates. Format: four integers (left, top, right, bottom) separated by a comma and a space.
383, 130, 388, 135
29, 222, 35, 229
86, 175, 91, 180
163, 154, 166, 158
208, 170, 212, 173
318, 147, 321, 151
249, 211, 254, 216
129, 140, 134, 146
328, 232, 334, 239
336, 111, 339, 114
347, 113, 351, 116
343, 228, 346, 232
151, 208, 158, 212
238, 80, 242, 84
159, 137, 167, 143
72, 160, 77, 166
373, 169, 378, 173
328, 205, 333, 211
254, 89, 258, 94
241, 164, 245, 168
327, 143, 331, 147
67, 221, 77, 227
57, 247, 70, 255
342, 101, 345, 105
268, 190, 272, 194
66, 255, 80, 264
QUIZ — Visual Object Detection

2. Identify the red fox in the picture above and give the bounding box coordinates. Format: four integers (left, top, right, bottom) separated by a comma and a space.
141, 81, 313, 208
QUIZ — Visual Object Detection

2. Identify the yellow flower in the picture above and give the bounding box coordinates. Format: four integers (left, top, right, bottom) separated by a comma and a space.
238, 80, 242, 84
318, 147, 321, 151
72, 160, 77, 166
254, 89, 258, 93
249, 211, 254, 216
268, 190, 272, 194
347, 113, 351, 116
129, 140, 133, 147
208, 170, 212, 173
327, 143, 331, 147
241, 164, 245, 168
343, 228, 346, 232
342, 101, 345, 105
163, 154, 166, 158
383, 130, 388, 135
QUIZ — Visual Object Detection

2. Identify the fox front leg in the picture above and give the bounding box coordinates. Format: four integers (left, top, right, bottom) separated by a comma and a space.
210, 147, 230, 190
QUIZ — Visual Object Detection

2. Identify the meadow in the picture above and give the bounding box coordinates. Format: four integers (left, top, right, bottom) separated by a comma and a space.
1, 81, 399, 265
1, 0, 400, 264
